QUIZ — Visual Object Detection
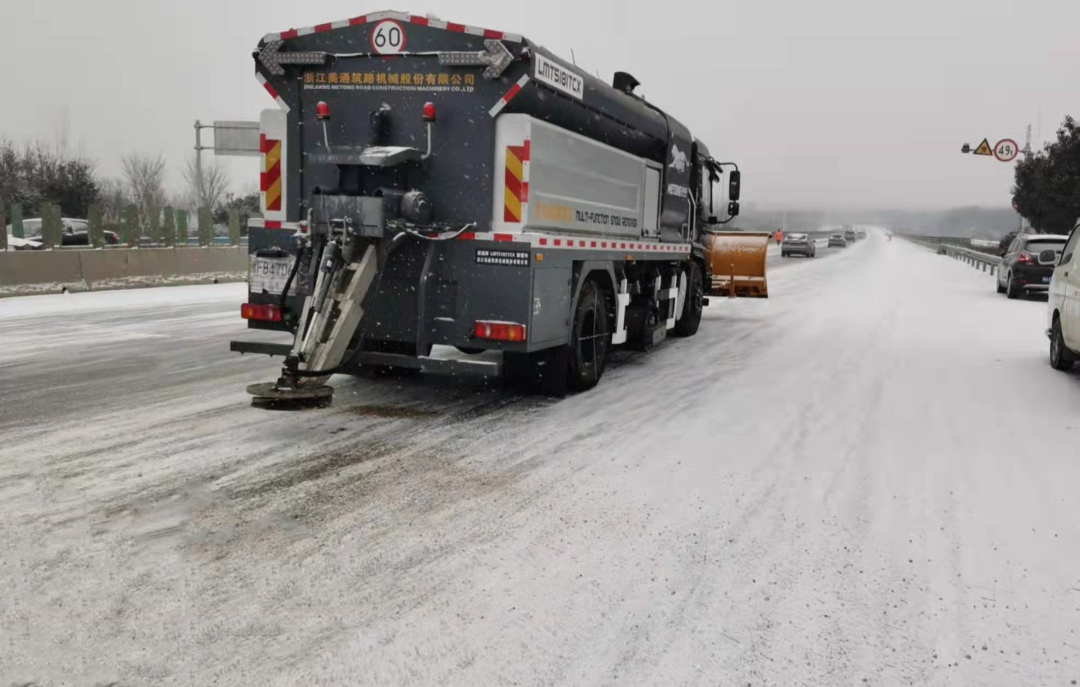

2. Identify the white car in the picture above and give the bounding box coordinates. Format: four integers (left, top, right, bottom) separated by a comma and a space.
1047, 221, 1080, 371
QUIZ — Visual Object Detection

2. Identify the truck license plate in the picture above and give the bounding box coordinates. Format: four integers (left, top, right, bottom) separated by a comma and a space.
250, 256, 294, 295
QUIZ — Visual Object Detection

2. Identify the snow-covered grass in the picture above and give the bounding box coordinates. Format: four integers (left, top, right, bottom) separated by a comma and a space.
1, 234, 1078, 686
0, 281, 246, 318
0, 272, 246, 299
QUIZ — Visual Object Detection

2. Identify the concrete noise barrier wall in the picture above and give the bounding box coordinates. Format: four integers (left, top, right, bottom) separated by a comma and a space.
0, 247, 248, 296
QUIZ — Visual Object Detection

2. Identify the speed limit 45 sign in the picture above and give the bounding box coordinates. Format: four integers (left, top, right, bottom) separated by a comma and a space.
994, 139, 1019, 162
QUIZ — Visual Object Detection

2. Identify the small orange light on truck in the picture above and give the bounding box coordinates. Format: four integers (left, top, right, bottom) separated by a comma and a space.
241, 303, 282, 322
474, 321, 526, 342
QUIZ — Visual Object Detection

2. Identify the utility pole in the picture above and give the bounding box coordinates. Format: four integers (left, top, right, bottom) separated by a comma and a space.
1019, 124, 1033, 234
194, 120, 208, 208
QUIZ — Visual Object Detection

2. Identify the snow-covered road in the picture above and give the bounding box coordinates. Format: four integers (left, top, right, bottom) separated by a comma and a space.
2, 233, 1078, 686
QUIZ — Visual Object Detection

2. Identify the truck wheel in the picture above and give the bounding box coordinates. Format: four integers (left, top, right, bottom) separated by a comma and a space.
568, 280, 610, 391
1050, 317, 1075, 371
674, 262, 704, 337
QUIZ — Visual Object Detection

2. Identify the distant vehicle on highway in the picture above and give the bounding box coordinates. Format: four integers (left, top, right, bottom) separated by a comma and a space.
1048, 224, 1079, 371
828, 233, 847, 248
844, 229, 857, 243
997, 233, 1070, 299
856, 229, 867, 240
781, 233, 816, 257
6, 218, 120, 248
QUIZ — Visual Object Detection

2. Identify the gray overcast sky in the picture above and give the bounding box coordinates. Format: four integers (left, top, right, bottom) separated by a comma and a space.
2, 0, 1077, 209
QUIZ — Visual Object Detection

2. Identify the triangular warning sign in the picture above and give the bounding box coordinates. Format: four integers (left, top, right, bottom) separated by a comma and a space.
973, 138, 993, 156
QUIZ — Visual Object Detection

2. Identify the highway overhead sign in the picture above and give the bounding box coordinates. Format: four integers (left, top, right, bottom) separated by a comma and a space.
994, 139, 1019, 162
972, 139, 993, 156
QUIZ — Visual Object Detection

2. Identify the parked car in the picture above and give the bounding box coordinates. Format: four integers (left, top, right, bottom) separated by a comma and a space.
844, 229, 857, 243
1048, 223, 1080, 371
997, 233, 1070, 299
6, 218, 119, 247
828, 233, 847, 248
781, 233, 816, 257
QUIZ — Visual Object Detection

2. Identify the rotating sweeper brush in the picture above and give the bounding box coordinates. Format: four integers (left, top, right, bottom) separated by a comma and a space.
246, 213, 384, 410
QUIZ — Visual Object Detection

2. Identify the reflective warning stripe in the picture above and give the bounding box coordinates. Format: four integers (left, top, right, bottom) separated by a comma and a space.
455, 231, 691, 255
254, 71, 291, 112
248, 218, 302, 230
489, 75, 530, 117
260, 135, 283, 212
503, 139, 530, 223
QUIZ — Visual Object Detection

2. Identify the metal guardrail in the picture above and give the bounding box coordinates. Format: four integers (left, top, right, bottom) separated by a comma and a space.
903, 235, 1003, 275
940, 244, 1003, 275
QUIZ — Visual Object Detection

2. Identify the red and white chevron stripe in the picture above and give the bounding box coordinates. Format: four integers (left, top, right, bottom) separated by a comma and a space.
254, 72, 290, 112
489, 75, 531, 118
262, 10, 522, 45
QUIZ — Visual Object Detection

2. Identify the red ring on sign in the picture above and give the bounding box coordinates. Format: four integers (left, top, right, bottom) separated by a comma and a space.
994, 139, 1018, 163
370, 19, 407, 54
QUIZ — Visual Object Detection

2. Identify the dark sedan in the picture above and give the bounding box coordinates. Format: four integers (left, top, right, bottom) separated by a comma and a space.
997, 233, 1070, 298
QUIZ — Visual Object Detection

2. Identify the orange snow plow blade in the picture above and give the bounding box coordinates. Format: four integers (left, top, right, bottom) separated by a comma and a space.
702, 231, 771, 298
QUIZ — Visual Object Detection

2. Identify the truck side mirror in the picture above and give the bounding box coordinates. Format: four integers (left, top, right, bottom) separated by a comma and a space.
728, 201, 740, 217
728, 170, 741, 202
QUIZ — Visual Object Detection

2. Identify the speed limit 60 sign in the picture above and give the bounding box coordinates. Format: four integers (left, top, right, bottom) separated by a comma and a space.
994, 139, 1018, 162
371, 20, 406, 54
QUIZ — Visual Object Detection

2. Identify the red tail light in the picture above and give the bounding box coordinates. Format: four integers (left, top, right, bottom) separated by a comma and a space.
474, 321, 526, 342
241, 303, 282, 322
1017, 252, 1034, 264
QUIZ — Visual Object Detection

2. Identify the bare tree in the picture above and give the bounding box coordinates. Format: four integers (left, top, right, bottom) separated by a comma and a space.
121, 152, 167, 230
99, 178, 131, 227
181, 156, 230, 213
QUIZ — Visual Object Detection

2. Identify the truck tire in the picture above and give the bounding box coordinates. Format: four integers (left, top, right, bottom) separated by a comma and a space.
674, 261, 704, 338
568, 280, 610, 391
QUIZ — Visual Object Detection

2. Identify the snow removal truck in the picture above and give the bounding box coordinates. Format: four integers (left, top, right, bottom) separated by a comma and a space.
231, 10, 768, 405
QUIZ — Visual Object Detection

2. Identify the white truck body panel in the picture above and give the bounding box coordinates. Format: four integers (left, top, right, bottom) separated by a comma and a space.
491, 114, 660, 239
